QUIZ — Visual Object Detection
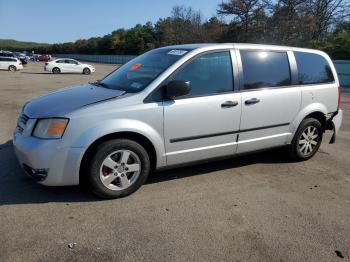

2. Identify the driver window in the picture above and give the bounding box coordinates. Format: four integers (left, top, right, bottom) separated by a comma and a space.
169, 51, 234, 98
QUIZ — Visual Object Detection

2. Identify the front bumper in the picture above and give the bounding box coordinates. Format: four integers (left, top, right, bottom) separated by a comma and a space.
13, 134, 85, 186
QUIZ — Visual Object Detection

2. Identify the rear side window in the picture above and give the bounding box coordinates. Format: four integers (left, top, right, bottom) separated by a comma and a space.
169, 51, 234, 98
240, 50, 291, 90
294, 52, 334, 84
56, 60, 64, 63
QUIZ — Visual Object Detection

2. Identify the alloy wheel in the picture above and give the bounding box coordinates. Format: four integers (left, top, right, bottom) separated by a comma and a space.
99, 150, 141, 191
298, 126, 319, 156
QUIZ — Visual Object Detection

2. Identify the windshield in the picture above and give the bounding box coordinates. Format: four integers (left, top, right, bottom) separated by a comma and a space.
100, 48, 192, 92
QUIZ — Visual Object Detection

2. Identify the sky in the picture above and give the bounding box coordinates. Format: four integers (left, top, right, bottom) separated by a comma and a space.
0, 0, 220, 43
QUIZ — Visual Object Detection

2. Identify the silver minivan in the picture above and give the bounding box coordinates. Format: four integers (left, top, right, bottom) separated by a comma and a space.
13, 44, 343, 198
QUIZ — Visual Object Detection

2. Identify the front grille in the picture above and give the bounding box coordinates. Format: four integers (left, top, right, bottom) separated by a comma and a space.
19, 113, 29, 126
16, 113, 29, 134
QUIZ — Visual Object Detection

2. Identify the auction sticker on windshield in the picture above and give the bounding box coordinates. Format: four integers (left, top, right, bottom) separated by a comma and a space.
168, 50, 188, 56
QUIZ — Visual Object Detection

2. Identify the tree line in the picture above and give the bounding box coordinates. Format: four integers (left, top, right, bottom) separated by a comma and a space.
3, 0, 350, 59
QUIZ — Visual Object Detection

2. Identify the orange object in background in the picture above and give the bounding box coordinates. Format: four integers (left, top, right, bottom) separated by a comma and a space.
130, 63, 142, 71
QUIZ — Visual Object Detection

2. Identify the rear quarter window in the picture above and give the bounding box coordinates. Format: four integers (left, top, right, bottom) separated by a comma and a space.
294, 52, 334, 85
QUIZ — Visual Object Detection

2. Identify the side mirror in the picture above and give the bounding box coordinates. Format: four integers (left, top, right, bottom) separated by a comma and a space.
165, 80, 191, 99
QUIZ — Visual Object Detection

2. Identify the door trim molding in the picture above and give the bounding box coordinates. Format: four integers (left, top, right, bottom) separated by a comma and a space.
169, 122, 290, 143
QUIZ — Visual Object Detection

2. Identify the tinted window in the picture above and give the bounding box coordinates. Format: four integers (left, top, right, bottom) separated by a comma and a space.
0, 58, 4, 61
240, 51, 291, 90
66, 60, 78, 64
294, 52, 334, 84
169, 51, 233, 98
56, 60, 64, 63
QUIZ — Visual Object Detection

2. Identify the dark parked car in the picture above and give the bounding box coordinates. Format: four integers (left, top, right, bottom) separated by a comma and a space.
0, 51, 14, 58
13, 52, 29, 65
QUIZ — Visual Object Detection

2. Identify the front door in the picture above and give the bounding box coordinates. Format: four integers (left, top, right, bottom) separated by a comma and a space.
236, 50, 301, 153
163, 51, 242, 166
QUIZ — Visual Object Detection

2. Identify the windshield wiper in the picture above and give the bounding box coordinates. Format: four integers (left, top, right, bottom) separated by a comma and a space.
89, 80, 109, 88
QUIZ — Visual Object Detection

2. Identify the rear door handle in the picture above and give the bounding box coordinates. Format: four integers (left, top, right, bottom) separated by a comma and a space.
221, 101, 239, 108
245, 98, 260, 105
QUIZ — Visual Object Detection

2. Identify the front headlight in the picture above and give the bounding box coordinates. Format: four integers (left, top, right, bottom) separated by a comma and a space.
33, 118, 69, 139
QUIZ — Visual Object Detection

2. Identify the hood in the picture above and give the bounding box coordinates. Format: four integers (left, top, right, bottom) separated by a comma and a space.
24, 83, 125, 118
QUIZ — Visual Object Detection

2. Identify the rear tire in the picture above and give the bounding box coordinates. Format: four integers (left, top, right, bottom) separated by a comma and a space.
83, 68, 91, 75
288, 118, 323, 161
52, 67, 61, 74
86, 139, 150, 199
8, 65, 16, 72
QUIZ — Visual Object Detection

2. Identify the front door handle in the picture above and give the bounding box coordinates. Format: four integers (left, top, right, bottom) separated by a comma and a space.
245, 98, 260, 105
221, 101, 239, 108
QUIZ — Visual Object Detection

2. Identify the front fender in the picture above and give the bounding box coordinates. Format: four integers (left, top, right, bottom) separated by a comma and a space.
287, 103, 328, 144
71, 118, 166, 168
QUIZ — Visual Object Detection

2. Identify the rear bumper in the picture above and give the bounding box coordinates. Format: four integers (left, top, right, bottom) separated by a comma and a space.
327, 109, 343, 144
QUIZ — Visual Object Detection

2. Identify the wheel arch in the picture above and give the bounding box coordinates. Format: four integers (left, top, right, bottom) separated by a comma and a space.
303, 111, 327, 130
288, 103, 328, 144
8, 65, 16, 71
79, 131, 158, 184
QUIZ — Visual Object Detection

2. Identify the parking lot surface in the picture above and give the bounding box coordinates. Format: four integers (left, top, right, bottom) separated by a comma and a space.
0, 62, 349, 262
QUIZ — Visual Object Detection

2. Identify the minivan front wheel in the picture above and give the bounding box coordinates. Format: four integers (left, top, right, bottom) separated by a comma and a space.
289, 118, 323, 161
87, 139, 150, 198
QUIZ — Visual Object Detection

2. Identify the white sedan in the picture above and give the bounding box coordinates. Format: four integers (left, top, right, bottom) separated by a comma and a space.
0, 57, 23, 71
44, 59, 95, 74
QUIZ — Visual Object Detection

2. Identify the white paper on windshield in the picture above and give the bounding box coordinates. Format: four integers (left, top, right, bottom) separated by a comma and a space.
130, 82, 143, 89
168, 50, 188, 56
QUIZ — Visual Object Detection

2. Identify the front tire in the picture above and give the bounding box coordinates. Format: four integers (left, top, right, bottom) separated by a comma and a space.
8, 65, 16, 72
86, 139, 150, 199
52, 67, 61, 74
83, 68, 91, 75
288, 118, 323, 161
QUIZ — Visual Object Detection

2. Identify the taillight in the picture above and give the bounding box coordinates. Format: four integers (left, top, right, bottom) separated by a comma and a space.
338, 84, 341, 110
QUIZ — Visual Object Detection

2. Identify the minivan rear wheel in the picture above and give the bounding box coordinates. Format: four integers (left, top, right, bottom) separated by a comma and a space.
8, 65, 16, 72
86, 139, 150, 198
289, 118, 323, 161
